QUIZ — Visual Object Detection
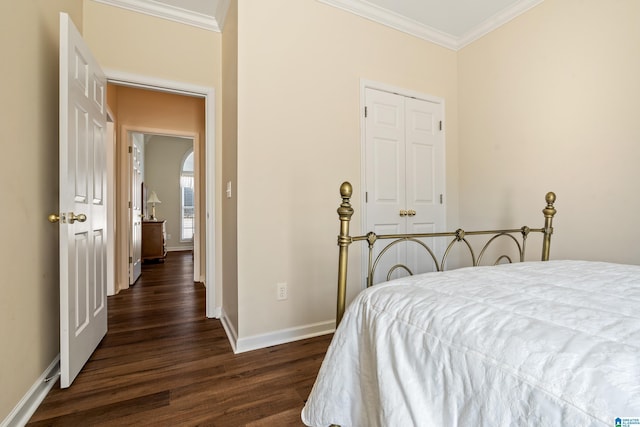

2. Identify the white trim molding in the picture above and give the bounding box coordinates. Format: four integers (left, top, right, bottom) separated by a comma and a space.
318, 0, 458, 50
457, 0, 544, 49
166, 246, 194, 252
1, 356, 60, 427
220, 308, 238, 353
235, 321, 335, 354
92, 0, 230, 32
317, 0, 543, 51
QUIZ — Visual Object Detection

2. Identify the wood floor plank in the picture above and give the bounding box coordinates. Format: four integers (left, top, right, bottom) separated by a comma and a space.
28, 251, 332, 426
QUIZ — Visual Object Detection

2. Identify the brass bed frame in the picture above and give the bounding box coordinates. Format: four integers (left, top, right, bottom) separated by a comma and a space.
335, 182, 557, 325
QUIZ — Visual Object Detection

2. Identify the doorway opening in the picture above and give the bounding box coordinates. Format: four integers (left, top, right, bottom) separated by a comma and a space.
104, 74, 217, 318
132, 132, 195, 285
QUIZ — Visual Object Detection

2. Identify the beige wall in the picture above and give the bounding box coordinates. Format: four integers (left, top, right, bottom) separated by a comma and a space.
82, 1, 219, 88
458, 0, 640, 264
0, 0, 83, 420
145, 135, 194, 251
221, 0, 239, 334
83, 0, 223, 296
235, 0, 459, 338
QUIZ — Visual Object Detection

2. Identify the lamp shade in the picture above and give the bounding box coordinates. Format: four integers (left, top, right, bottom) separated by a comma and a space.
147, 191, 161, 204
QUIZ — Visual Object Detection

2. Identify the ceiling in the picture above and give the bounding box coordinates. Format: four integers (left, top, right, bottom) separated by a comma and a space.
93, 0, 543, 50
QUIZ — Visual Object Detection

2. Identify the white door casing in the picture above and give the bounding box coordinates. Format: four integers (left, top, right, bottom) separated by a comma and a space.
106, 112, 116, 296
105, 70, 217, 318
59, 12, 108, 388
363, 86, 445, 285
130, 132, 144, 284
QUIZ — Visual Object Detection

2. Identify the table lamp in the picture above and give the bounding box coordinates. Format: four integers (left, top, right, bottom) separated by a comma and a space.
147, 191, 161, 220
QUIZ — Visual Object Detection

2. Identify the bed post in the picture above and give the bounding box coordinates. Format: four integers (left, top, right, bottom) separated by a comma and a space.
541, 192, 557, 261
336, 182, 354, 326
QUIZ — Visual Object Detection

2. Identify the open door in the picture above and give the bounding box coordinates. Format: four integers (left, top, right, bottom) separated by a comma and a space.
130, 132, 144, 284
55, 12, 108, 388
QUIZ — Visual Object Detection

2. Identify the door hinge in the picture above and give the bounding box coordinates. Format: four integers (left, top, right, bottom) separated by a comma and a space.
364, 106, 368, 118
129, 256, 132, 264
128, 201, 132, 208
439, 121, 443, 131
440, 194, 443, 204
365, 192, 368, 203
128, 146, 132, 153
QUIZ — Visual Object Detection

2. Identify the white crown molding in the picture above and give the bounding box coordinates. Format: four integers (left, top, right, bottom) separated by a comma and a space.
92, 0, 224, 32
318, 0, 458, 50
214, 0, 231, 32
457, 0, 544, 49
317, 0, 544, 51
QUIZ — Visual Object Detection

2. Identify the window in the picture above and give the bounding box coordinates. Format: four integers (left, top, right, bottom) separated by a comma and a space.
181, 150, 194, 242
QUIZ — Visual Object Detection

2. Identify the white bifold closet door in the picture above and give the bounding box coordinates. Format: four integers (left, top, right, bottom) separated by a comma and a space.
364, 87, 445, 285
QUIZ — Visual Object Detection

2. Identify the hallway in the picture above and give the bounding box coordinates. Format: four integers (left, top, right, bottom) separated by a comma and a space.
28, 252, 331, 426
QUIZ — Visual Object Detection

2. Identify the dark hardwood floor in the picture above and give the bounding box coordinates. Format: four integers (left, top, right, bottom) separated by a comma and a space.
28, 251, 332, 426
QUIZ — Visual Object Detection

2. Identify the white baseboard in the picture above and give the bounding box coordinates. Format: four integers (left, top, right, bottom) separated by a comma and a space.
166, 246, 193, 252
1, 356, 60, 427
235, 320, 335, 354
219, 308, 238, 353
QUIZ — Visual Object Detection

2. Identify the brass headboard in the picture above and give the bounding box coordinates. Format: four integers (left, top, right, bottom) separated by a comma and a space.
336, 182, 557, 325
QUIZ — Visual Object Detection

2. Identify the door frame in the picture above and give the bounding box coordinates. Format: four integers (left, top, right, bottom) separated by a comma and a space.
106, 69, 217, 318
121, 128, 198, 284
359, 79, 447, 287
106, 107, 116, 296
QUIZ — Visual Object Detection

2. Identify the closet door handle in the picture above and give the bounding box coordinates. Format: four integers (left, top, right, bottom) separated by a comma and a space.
407, 210, 416, 217
399, 210, 408, 217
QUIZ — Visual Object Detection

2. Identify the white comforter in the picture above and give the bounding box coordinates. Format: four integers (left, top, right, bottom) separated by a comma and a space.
302, 260, 640, 427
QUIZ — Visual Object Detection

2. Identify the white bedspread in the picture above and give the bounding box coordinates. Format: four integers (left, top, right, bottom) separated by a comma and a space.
302, 260, 640, 427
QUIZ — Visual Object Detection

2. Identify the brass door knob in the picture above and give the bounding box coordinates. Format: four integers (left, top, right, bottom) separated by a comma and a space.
48, 214, 60, 223
407, 210, 416, 217
399, 210, 407, 217
69, 213, 87, 224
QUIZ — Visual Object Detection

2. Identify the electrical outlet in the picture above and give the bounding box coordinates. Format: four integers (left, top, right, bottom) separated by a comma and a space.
276, 282, 288, 301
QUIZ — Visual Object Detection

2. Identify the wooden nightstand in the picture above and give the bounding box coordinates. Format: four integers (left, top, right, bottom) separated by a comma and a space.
142, 220, 167, 262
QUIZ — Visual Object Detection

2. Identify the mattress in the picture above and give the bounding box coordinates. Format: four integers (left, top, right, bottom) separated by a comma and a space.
301, 260, 640, 427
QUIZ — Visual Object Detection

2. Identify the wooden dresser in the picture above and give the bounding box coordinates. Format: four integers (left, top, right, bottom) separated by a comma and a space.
142, 220, 167, 262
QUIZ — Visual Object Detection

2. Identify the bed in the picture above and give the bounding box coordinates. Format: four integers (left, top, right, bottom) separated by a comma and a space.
301, 183, 640, 427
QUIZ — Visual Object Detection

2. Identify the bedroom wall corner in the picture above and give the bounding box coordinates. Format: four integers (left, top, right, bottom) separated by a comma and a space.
457, 0, 640, 264
221, 0, 239, 342
0, 0, 83, 422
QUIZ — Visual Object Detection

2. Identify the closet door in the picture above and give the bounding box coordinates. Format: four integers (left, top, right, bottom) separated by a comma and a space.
364, 88, 407, 285
364, 88, 445, 285
404, 97, 445, 276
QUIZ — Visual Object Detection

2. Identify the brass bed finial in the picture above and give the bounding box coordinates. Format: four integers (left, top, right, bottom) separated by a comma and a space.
335, 183, 557, 327
541, 191, 557, 261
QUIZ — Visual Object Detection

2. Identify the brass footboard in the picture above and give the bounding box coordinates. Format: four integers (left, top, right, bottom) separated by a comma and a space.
336, 182, 557, 325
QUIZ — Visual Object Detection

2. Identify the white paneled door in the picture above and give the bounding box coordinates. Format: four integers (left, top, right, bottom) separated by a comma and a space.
58, 12, 108, 388
364, 87, 445, 284
130, 133, 144, 284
